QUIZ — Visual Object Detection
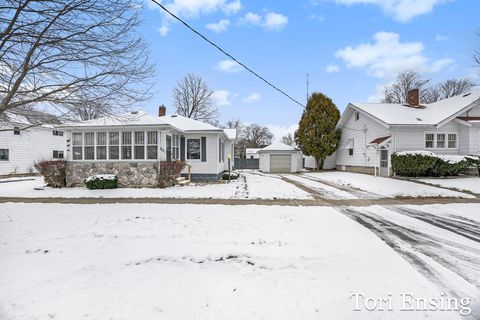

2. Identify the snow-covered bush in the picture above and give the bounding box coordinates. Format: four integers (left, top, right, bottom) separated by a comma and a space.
158, 160, 185, 188
34, 159, 67, 188
222, 171, 239, 180
467, 154, 480, 176
85, 174, 118, 189
392, 151, 472, 177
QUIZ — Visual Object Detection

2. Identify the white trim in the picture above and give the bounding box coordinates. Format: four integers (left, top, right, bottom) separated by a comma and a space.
424, 131, 458, 150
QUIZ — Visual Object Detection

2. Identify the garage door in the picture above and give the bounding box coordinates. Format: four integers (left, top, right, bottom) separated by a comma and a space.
270, 154, 291, 173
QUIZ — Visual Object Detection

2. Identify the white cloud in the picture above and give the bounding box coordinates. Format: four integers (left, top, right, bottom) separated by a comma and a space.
325, 64, 340, 73
242, 92, 261, 103
266, 124, 298, 142
335, 31, 453, 78
323, 0, 448, 22
215, 59, 243, 73
206, 19, 230, 33
435, 34, 448, 42
263, 12, 288, 31
239, 11, 288, 31
158, 24, 170, 36
212, 90, 232, 106
148, 0, 242, 18
223, 0, 242, 14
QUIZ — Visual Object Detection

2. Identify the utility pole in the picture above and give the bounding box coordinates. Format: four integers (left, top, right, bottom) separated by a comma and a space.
306, 73, 309, 104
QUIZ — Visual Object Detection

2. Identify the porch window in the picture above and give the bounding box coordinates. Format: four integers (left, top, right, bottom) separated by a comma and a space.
0, 149, 8, 161
96, 132, 107, 160
448, 134, 457, 148
84, 132, 95, 160
72, 133, 83, 160
166, 135, 172, 161
109, 132, 119, 159
134, 131, 145, 160
147, 131, 158, 160
425, 133, 434, 148
436, 134, 445, 149
187, 138, 201, 160
172, 134, 179, 160
122, 132, 132, 159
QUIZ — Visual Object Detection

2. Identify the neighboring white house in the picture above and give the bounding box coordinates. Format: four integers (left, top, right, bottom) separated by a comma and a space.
0, 109, 66, 176
258, 142, 303, 173
245, 148, 262, 159
335, 88, 480, 176
58, 106, 236, 185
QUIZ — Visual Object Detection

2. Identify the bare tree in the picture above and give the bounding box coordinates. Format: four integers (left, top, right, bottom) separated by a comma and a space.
423, 79, 476, 103
225, 118, 243, 130
281, 133, 294, 146
382, 70, 430, 104
0, 0, 154, 118
382, 70, 475, 104
172, 74, 218, 124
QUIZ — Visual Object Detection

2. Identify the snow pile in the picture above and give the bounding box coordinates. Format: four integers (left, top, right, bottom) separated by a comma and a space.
85, 174, 117, 182
395, 151, 469, 164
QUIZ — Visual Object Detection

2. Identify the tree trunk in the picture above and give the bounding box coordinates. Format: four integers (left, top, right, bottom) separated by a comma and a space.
316, 158, 325, 171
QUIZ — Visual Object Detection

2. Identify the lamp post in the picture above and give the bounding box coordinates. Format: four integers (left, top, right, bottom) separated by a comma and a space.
227, 154, 231, 182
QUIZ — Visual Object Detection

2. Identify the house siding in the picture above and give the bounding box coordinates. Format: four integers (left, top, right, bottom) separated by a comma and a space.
0, 125, 66, 175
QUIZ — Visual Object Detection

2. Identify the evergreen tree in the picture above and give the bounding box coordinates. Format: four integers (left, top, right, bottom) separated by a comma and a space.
295, 92, 341, 169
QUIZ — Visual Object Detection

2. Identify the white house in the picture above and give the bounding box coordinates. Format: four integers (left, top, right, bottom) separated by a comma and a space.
335, 88, 480, 176
58, 106, 236, 186
0, 109, 66, 176
245, 148, 262, 159
258, 142, 303, 173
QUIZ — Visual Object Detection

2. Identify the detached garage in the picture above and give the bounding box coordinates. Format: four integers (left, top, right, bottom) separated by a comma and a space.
258, 142, 303, 173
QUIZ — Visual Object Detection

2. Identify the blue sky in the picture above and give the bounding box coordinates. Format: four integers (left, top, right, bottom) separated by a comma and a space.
140, 0, 479, 139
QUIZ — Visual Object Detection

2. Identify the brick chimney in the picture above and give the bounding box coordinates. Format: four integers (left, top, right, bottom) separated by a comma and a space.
407, 89, 420, 107
158, 105, 166, 117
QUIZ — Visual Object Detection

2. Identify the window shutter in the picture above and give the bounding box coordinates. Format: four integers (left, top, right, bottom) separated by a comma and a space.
201, 137, 207, 162
180, 137, 185, 161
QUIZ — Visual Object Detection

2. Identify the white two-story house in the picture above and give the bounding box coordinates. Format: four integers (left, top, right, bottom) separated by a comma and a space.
58, 106, 236, 186
335, 88, 480, 176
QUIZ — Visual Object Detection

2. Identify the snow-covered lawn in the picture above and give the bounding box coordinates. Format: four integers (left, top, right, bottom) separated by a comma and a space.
281, 174, 358, 199
0, 203, 463, 320
0, 171, 312, 200
419, 177, 480, 195
303, 171, 473, 198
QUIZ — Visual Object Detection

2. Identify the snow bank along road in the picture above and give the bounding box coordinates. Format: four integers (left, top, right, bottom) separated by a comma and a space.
1, 203, 479, 319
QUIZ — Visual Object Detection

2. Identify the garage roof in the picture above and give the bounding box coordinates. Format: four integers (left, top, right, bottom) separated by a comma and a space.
258, 142, 299, 152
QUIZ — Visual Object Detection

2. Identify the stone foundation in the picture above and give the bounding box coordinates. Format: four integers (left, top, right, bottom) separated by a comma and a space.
336, 165, 376, 175
66, 162, 159, 187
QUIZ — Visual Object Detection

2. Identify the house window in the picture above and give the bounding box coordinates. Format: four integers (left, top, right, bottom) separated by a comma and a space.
448, 134, 457, 148
53, 130, 63, 136
222, 141, 225, 162
13, 126, 20, 135
109, 132, 119, 160
187, 138, 201, 160
425, 133, 434, 148
147, 131, 158, 160
53, 150, 64, 159
72, 133, 83, 160
0, 149, 9, 161
436, 134, 445, 149
348, 148, 354, 156
134, 131, 145, 160
84, 132, 95, 160
96, 132, 107, 160
172, 134, 179, 160
354, 112, 360, 121
166, 135, 172, 161
219, 139, 222, 162
122, 132, 132, 159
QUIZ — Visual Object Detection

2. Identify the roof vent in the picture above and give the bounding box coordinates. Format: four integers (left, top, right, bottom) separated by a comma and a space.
463, 92, 471, 97
130, 111, 139, 114
416, 118, 422, 121
171, 114, 177, 117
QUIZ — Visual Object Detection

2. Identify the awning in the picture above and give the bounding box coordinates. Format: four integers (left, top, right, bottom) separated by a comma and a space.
369, 135, 391, 146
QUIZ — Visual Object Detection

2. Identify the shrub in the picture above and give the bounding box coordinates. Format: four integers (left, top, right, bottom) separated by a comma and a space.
391, 151, 471, 177
467, 155, 480, 176
85, 174, 118, 189
158, 160, 185, 188
34, 159, 67, 188
222, 171, 239, 180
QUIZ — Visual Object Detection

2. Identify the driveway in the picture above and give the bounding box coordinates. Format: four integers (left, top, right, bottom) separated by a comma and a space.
337, 204, 480, 317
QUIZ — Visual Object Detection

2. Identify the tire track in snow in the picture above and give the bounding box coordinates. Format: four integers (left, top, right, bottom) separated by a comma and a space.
300, 174, 382, 199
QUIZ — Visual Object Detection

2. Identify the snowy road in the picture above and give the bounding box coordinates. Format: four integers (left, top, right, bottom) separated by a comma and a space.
338, 204, 480, 318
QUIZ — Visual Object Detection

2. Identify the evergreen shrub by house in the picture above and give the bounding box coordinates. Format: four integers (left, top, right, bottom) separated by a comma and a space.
85, 174, 118, 189
222, 171, 239, 180
391, 151, 472, 177
34, 159, 67, 188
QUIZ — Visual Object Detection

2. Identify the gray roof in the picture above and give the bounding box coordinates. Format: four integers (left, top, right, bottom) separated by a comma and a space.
1, 108, 62, 127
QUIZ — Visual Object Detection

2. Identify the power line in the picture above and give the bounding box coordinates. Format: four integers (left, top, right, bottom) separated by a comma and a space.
149, 0, 305, 108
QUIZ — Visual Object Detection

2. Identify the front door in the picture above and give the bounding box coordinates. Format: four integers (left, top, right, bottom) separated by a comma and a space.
379, 149, 389, 177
